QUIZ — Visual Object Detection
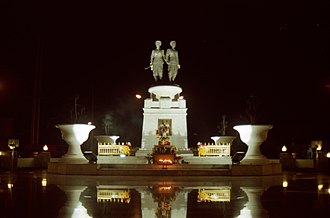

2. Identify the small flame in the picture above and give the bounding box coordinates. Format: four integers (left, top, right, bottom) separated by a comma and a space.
43, 145, 48, 151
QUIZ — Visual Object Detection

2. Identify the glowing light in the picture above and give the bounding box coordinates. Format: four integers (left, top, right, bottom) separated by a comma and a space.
42, 179, 47, 187
8, 139, 19, 150
88, 122, 92, 125
135, 94, 142, 99
281, 145, 287, 152
282, 181, 288, 188
159, 186, 172, 191
326, 152, 330, 158
317, 145, 322, 151
7, 183, 13, 189
43, 144, 48, 151
158, 159, 173, 164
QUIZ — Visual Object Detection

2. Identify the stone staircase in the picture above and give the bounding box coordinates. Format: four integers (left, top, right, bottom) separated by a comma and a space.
97, 163, 231, 176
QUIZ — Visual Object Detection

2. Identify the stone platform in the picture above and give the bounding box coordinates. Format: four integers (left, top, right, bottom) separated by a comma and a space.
48, 162, 282, 176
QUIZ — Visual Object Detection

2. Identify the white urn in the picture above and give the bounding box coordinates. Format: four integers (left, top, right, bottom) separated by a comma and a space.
233, 124, 273, 165
56, 124, 96, 164
94, 135, 120, 145
210, 136, 220, 144
211, 136, 236, 145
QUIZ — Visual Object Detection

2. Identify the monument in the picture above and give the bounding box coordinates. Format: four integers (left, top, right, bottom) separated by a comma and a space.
136, 40, 192, 157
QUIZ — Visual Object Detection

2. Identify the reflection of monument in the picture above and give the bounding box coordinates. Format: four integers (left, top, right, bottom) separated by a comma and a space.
149, 185, 181, 218
140, 185, 188, 218
136, 85, 191, 156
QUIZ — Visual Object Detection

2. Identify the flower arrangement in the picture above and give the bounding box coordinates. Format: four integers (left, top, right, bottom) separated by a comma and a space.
120, 143, 131, 156
153, 128, 176, 154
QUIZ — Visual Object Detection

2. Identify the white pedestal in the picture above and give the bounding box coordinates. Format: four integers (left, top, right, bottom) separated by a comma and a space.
137, 85, 190, 156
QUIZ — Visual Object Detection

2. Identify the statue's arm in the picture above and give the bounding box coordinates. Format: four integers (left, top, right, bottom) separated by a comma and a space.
161, 50, 166, 61
150, 50, 155, 65
165, 49, 170, 62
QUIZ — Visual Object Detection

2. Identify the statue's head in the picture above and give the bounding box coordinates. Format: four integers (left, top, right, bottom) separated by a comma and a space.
170, 41, 176, 48
155, 40, 162, 47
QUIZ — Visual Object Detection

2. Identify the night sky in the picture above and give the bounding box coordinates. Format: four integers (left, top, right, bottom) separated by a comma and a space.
0, 1, 330, 153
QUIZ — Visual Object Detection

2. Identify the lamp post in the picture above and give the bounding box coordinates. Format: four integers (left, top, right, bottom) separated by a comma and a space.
326, 152, 330, 173
8, 139, 19, 171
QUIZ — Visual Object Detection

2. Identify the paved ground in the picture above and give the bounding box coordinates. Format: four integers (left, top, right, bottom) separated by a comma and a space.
0, 170, 330, 217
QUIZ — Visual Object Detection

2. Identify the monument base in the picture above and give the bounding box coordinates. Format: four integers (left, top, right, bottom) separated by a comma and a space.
183, 156, 232, 165
231, 163, 282, 176
135, 148, 194, 157
97, 156, 148, 164
135, 149, 153, 157
48, 162, 97, 175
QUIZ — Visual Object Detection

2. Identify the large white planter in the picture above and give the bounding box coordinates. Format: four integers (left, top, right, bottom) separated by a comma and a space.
233, 124, 273, 165
56, 124, 96, 164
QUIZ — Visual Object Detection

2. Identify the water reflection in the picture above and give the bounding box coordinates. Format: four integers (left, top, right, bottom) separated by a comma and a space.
1, 171, 330, 217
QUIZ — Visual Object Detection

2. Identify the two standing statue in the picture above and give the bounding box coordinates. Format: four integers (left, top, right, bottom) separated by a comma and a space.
149, 40, 180, 82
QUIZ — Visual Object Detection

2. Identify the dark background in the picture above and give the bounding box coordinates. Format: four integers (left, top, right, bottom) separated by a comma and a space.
0, 0, 330, 156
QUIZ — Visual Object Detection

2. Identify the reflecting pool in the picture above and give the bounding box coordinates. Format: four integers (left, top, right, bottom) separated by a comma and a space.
1, 170, 330, 217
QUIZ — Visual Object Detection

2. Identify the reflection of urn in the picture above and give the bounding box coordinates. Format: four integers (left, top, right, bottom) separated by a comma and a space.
239, 187, 268, 218
56, 124, 96, 164
233, 125, 273, 165
57, 185, 89, 218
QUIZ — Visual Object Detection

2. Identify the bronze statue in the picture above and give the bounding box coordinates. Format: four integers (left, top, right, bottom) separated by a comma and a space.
165, 41, 180, 81
149, 40, 165, 82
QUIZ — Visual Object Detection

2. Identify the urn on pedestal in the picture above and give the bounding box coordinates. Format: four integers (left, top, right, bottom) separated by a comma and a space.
56, 124, 96, 164
233, 124, 273, 165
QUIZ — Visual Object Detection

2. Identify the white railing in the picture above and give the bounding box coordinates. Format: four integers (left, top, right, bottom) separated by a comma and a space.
97, 189, 130, 203
198, 188, 231, 202
98, 143, 130, 156
198, 144, 231, 156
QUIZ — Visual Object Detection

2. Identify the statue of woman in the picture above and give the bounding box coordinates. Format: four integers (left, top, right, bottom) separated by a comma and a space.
150, 40, 165, 82
165, 41, 180, 81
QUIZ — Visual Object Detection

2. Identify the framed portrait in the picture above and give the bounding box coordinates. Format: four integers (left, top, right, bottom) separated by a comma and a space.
158, 119, 172, 136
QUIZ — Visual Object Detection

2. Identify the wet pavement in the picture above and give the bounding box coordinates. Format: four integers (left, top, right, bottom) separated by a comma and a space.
0, 170, 330, 218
